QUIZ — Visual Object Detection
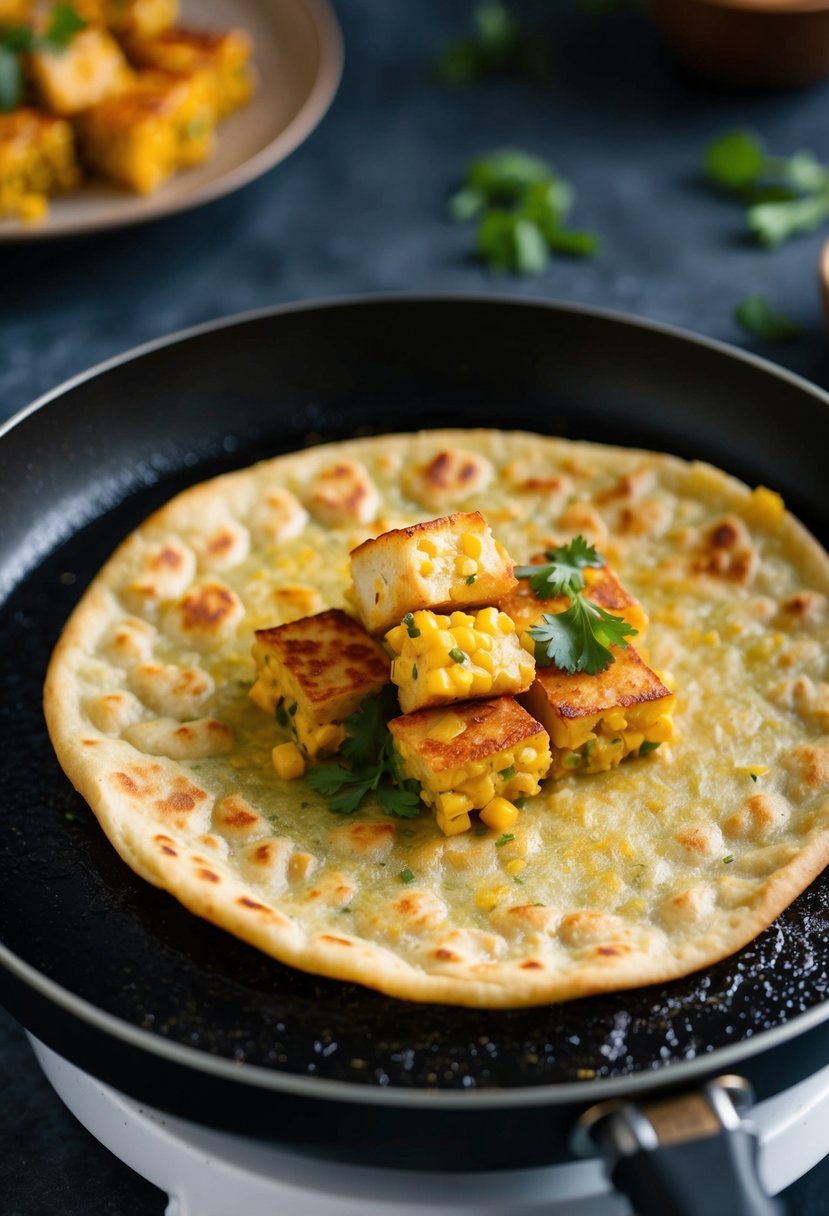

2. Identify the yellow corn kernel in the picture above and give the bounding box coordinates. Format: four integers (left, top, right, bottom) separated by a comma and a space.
461, 532, 483, 559
471, 648, 494, 672
746, 485, 785, 527
510, 772, 540, 796
427, 713, 466, 743
604, 710, 628, 732
386, 624, 407, 654
416, 611, 441, 633
449, 611, 471, 627
272, 741, 306, 780
433, 629, 456, 652
517, 747, 537, 766
472, 630, 493, 651
419, 538, 439, 557
469, 669, 493, 696
452, 626, 478, 653
455, 555, 477, 578
480, 797, 520, 832
437, 809, 471, 836
648, 715, 675, 743
419, 559, 434, 576
702, 629, 720, 646
475, 884, 510, 912
462, 776, 496, 806
504, 858, 526, 877
476, 606, 501, 634
497, 612, 516, 634
426, 667, 454, 697
436, 791, 473, 819
249, 679, 277, 714
450, 665, 474, 695
623, 731, 644, 752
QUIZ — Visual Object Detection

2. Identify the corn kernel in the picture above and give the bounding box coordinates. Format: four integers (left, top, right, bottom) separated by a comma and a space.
418, 538, 439, 557
419, 559, 434, 576
648, 716, 675, 743
455, 555, 477, 577
461, 532, 483, 559
462, 776, 496, 806
497, 612, 516, 634
451, 665, 474, 695
249, 679, 277, 714
272, 741, 306, 780
452, 626, 478, 653
416, 611, 440, 633
469, 669, 493, 696
480, 797, 520, 832
436, 791, 474, 819
504, 858, 526, 877
746, 485, 785, 527
315, 723, 345, 751
386, 624, 407, 653
449, 611, 471, 627
475, 885, 510, 912
427, 713, 466, 743
426, 667, 454, 696
437, 809, 472, 836
510, 772, 539, 796
476, 607, 500, 634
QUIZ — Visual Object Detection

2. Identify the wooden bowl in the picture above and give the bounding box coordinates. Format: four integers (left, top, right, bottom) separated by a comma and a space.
648, 0, 829, 89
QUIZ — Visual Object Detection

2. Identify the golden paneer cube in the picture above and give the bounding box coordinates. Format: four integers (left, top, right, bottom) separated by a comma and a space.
0, 0, 33, 26
250, 609, 390, 759
522, 644, 674, 778
500, 556, 649, 645
125, 25, 255, 119
350, 511, 517, 636
76, 0, 179, 38
386, 607, 535, 714
0, 108, 80, 222
75, 68, 215, 194
389, 696, 551, 836
28, 27, 133, 116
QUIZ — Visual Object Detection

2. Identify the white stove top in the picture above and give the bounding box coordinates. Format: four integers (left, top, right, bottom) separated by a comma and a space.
30, 1035, 829, 1216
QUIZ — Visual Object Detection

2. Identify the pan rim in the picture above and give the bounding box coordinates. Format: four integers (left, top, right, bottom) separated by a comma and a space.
2, 292, 828, 1107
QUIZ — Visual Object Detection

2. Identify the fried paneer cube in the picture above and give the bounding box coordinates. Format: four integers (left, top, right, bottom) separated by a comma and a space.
350, 511, 517, 636
28, 27, 133, 116
76, 0, 179, 38
0, 0, 33, 26
386, 607, 535, 714
74, 68, 215, 193
499, 556, 649, 646
389, 696, 551, 836
522, 644, 675, 778
125, 25, 255, 119
250, 609, 390, 759
0, 108, 80, 222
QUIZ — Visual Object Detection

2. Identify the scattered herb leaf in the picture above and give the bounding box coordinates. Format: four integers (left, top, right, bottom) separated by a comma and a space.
517, 537, 637, 675
0, 3, 86, 111
723, 854, 734, 865
399, 867, 415, 884
306, 687, 422, 819
735, 295, 801, 342
412, 663, 418, 680
639, 740, 661, 754
437, 0, 550, 87
495, 833, 515, 847
466, 573, 477, 585
751, 773, 758, 783
498, 766, 516, 781
403, 612, 421, 638
449, 646, 467, 664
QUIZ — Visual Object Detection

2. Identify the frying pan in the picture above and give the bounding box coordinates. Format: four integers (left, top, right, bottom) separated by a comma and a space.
1, 296, 827, 1215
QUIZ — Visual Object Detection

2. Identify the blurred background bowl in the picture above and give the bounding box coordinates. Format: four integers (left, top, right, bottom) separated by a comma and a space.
648, 0, 829, 89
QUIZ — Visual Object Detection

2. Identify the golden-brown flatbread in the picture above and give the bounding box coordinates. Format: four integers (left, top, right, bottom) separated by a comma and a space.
44, 430, 829, 1007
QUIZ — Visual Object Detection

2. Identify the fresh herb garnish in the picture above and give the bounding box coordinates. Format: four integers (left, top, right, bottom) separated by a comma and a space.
276, 703, 290, 727
451, 149, 600, 275
0, 3, 86, 112
399, 867, 415, 884
516, 536, 637, 674
723, 854, 734, 865
639, 740, 661, 754
449, 646, 467, 664
734, 295, 800, 342
495, 832, 515, 847
403, 612, 421, 638
306, 687, 422, 819
751, 773, 758, 783
703, 129, 829, 248
437, 0, 549, 87
498, 766, 516, 781
412, 663, 418, 681
466, 573, 477, 585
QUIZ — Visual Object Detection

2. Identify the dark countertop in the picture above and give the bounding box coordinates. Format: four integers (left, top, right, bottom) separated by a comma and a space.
2, 2, 829, 1212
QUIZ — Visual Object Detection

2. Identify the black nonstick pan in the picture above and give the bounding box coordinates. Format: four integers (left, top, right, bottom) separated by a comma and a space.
1, 296, 827, 1216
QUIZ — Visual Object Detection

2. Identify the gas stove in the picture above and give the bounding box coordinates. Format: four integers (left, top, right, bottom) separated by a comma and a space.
31, 1035, 829, 1216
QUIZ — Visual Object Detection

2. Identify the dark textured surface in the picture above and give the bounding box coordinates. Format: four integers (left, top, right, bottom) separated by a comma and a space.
3, 0, 829, 1210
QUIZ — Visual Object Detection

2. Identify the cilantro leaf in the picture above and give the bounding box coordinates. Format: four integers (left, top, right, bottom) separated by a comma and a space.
330, 781, 375, 816
437, 2, 549, 87
42, 3, 86, 50
747, 192, 829, 247
704, 130, 766, 192
528, 593, 637, 676
514, 535, 605, 599
0, 44, 23, 112
377, 785, 421, 818
476, 210, 549, 275
735, 295, 801, 342
306, 763, 354, 797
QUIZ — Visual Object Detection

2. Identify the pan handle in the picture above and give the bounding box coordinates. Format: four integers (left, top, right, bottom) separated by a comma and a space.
572, 1075, 784, 1216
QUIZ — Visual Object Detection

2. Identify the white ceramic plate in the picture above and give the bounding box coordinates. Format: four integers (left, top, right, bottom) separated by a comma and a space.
0, 0, 343, 241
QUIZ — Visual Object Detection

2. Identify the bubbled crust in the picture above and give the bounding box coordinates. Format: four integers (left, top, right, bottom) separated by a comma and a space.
43, 429, 829, 1009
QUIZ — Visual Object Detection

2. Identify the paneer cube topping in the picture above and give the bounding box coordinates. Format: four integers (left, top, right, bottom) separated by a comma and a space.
28, 27, 134, 116
522, 644, 675, 778
388, 696, 551, 836
250, 609, 390, 759
349, 511, 517, 635
386, 607, 535, 714
0, 108, 80, 223
124, 25, 255, 120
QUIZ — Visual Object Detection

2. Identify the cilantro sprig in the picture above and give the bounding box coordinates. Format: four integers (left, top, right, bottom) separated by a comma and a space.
515, 536, 637, 675
306, 687, 422, 819
0, 3, 86, 112
734, 295, 800, 342
437, 1, 550, 87
703, 129, 829, 248
450, 149, 600, 276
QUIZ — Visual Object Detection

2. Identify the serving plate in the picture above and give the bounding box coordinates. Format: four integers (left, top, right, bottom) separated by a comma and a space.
0, 298, 827, 1205
0, 0, 343, 242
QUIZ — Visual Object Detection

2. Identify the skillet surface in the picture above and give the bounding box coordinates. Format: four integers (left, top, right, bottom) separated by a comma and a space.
1, 297, 828, 1112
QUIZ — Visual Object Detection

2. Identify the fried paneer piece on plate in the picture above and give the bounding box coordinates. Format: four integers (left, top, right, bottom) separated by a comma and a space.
28, 27, 133, 115
389, 696, 551, 836
74, 68, 214, 193
0, 108, 80, 222
386, 607, 535, 714
124, 25, 255, 119
76, 0, 179, 38
350, 511, 517, 636
250, 609, 390, 759
499, 556, 649, 645
0, 0, 33, 25
522, 645, 675, 779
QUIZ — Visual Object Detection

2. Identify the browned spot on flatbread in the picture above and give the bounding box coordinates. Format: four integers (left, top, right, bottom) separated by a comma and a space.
114, 770, 140, 794
179, 584, 238, 631
434, 948, 458, 961
238, 896, 268, 910
207, 530, 235, 555
82, 739, 99, 746
153, 833, 178, 857
154, 546, 184, 569
320, 935, 352, 946
520, 960, 543, 970
196, 868, 220, 883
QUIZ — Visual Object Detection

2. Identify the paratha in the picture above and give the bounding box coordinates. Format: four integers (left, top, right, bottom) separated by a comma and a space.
44, 429, 829, 1008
